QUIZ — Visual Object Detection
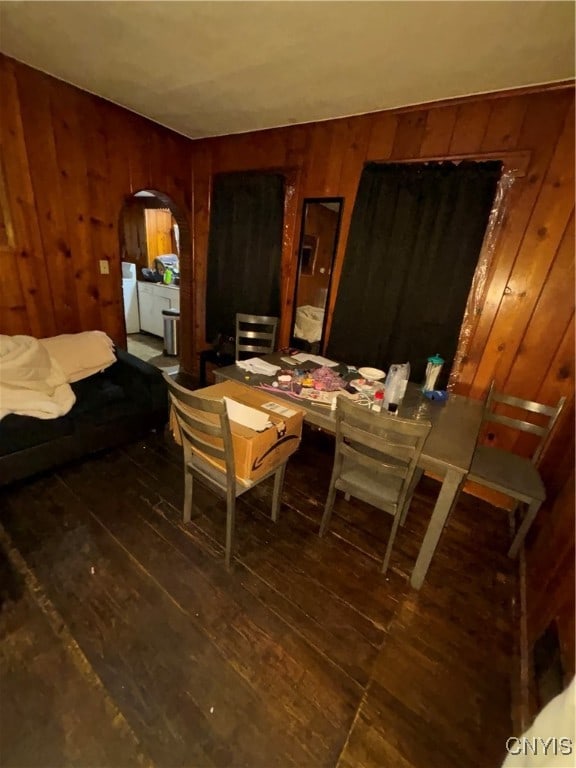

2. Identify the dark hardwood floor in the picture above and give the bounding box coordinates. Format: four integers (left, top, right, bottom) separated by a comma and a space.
0, 426, 514, 768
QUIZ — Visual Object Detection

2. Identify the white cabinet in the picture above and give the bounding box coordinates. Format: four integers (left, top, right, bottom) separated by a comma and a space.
137, 282, 180, 337
137, 283, 157, 335
168, 286, 180, 312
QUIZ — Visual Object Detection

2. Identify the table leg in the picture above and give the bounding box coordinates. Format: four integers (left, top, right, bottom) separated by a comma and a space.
199, 350, 210, 387
410, 468, 464, 590
508, 498, 541, 559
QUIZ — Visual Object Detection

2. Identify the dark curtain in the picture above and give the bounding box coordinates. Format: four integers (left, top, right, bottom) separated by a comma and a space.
206, 173, 284, 341
327, 161, 501, 387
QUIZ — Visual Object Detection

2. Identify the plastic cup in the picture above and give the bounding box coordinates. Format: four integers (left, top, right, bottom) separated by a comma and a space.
278, 374, 292, 390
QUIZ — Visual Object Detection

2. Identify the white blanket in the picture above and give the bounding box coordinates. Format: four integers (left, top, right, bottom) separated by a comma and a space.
0, 335, 76, 421
40, 331, 115, 383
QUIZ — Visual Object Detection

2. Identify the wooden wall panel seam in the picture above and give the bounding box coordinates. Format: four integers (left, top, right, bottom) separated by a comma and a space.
460, 94, 570, 396
476, 103, 574, 395
504, 215, 575, 420
0, 59, 57, 337
418, 106, 458, 158
15, 66, 80, 334
1, 53, 192, 348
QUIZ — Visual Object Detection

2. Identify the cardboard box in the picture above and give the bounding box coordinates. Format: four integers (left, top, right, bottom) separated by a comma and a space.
195, 381, 305, 483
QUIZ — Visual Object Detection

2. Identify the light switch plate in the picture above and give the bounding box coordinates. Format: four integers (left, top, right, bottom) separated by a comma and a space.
99, 260, 110, 275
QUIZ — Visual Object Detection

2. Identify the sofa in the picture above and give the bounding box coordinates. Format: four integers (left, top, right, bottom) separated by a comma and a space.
0, 348, 168, 487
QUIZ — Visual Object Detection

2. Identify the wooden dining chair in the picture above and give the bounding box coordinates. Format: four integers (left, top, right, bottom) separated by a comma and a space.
319, 397, 431, 574
164, 373, 287, 567
467, 382, 566, 558
235, 314, 278, 360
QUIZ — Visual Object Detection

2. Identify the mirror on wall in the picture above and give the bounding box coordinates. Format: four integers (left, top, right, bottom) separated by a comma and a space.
290, 198, 343, 353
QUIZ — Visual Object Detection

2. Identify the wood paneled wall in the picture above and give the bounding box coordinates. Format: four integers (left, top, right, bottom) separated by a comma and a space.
119, 199, 149, 269
516, 461, 575, 728
0, 55, 191, 346
526, 468, 575, 682
144, 209, 176, 265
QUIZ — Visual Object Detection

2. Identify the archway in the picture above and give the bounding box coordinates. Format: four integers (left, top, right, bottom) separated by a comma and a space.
118, 189, 190, 370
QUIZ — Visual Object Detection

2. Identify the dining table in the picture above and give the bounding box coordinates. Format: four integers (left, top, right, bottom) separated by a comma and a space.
213, 353, 485, 589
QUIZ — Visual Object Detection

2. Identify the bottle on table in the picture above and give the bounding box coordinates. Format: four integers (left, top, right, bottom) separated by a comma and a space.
422, 354, 444, 392
383, 363, 410, 413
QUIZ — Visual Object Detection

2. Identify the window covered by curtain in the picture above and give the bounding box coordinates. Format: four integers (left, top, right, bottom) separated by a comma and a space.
205, 172, 284, 341
327, 161, 501, 386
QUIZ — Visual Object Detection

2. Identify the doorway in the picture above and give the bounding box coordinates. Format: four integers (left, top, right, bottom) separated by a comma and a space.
205, 172, 284, 343
119, 190, 188, 370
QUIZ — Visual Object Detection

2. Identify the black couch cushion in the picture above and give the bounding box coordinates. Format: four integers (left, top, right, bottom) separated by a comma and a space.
69, 369, 137, 427
0, 413, 74, 456
70, 373, 127, 415
0, 348, 168, 484
0, 367, 133, 456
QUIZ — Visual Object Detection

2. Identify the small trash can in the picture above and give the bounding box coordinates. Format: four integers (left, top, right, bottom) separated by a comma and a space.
162, 308, 180, 356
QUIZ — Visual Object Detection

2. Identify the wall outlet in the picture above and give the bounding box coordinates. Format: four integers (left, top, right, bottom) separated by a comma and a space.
99, 260, 110, 275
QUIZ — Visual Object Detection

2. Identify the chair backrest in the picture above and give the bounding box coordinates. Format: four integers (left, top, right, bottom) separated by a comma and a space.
235, 313, 278, 360
163, 373, 235, 483
334, 397, 431, 511
482, 381, 566, 463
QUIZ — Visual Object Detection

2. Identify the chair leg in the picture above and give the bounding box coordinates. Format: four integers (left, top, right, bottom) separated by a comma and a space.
399, 497, 410, 528
183, 466, 193, 523
508, 499, 541, 558
400, 468, 423, 527
381, 512, 402, 575
271, 463, 286, 523
319, 482, 337, 537
225, 489, 236, 568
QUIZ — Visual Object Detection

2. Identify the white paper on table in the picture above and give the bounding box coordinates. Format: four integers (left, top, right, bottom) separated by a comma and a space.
290, 353, 339, 368
235, 358, 280, 376
223, 397, 272, 432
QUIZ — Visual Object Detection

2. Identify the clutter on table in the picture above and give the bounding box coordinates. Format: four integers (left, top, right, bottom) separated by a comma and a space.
251, 353, 449, 414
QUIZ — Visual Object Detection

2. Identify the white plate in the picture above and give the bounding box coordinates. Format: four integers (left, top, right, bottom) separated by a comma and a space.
358, 367, 386, 382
